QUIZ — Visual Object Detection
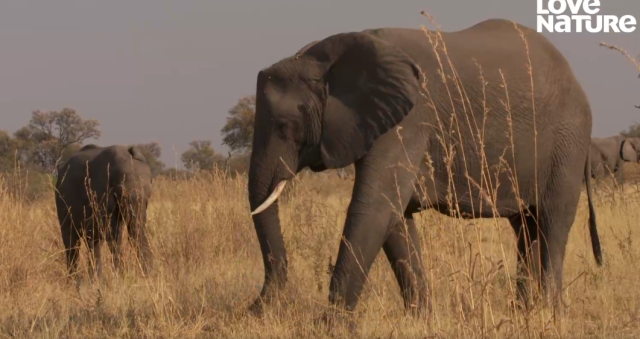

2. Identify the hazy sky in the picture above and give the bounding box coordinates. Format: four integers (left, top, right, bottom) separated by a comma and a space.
1, 0, 639, 166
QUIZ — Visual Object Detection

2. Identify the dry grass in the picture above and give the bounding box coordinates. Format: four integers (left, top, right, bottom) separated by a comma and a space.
0, 168, 639, 339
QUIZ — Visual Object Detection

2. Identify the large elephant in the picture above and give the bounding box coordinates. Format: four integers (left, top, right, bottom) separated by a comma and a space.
55, 144, 154, 279
247, 19, 602, 315
590, 135, 640, 183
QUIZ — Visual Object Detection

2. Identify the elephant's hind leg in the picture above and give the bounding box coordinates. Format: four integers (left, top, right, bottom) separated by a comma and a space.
106, 211, 124, 274
537, 164, 584, 309
84, 219, 105, 282
61, 220, 81, 279
508, 210, 541, 309
126, 214, 153, 275
382, 211, 429, 315
86, 237, 103, 281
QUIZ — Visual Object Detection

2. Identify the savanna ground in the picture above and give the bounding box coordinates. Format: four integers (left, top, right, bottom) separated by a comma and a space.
1, 162, 640, 339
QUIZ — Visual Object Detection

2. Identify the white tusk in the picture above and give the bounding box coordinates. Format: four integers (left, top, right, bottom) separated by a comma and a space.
250, 180, 287, 216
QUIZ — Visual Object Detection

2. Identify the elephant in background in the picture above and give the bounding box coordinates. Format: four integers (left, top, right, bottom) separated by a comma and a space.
590, 135, 640, 183
55, 144, 154, 279
245, 19, 602, 317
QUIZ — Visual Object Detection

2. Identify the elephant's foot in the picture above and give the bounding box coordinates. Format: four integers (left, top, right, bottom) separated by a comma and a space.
404, 296, 432, 318
247, 283, 300, 317
86, 269, 109, 289
512, 291, 569, 317
512, 280, 542, 314
134, 251, 155, 278
314, 307, 357, 336
87, 271, 99, 285
396, 281, 431, 318
248, 296, 267, 316
540, 287, 569, 314
61, 271, 84, 295
511, 277, 570, 315
510, 297, 535, 314
71, 275, 82, 292
63, 268, 81, 290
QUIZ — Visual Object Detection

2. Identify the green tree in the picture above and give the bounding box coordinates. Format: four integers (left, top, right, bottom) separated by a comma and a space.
14, 108, 100, 172
181, 140, 225, 171
621, 122, 640, 138
0, 130, 18, 172
221, 95, 255, 154
225, 151, 251, 176
133, 142, 165, 177
159, 167, 193, 181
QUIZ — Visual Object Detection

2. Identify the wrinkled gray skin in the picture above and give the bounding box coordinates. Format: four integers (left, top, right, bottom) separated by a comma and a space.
55, 144, 154, 279
247, 19, 602, 315
590, 135, 640, 183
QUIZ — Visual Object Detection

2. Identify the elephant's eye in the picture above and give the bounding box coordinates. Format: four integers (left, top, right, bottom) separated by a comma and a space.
274, 121, 289, 138
305, 77, 322, 85
274, 119, 303, 144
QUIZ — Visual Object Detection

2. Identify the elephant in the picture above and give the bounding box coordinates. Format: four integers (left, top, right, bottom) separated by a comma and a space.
55, 144, 154, 279
589, 135, 640, 183
246, 19, 602, 316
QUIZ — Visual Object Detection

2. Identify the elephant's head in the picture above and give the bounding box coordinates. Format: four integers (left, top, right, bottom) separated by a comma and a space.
621, 137, 640, 163
121, 145, 153, 228
248, 32, 422, 216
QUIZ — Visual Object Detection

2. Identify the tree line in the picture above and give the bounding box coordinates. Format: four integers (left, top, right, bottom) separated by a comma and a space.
0, 96, 257, 179
5, 96, 640, 183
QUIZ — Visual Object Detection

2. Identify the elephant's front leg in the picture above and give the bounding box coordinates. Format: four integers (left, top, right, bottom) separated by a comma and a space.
125, 207, 153, 275
614, 163, 625, 188
249, 201, 288, 313
106, 212, 124, 274
508, 213, 540, 309
86, 237, 103, 282
61, 222, 81, 279
382, 212, 429, 315
328, 162, 416, 311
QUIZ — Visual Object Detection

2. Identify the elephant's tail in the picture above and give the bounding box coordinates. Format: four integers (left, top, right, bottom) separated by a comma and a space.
584, 150, 603, 266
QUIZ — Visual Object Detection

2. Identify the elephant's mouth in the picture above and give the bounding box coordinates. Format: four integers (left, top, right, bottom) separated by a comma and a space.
250, 180, 288, 216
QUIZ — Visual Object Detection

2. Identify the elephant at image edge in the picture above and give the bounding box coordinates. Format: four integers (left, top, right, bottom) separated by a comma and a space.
55, 144, 154, 279
247, 19, 602, 315
590, 135, 640, 183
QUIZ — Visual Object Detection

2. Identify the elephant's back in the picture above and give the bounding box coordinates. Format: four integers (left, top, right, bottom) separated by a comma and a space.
591, 136, 621, 159
55, 154, 95, 213
56, 147, 101, 185
366, 21, 591, 141
91, 145, 153, 193
366, 21, 578, 95
56, 145, 116, 196
91, 145, 142, 173
364, 20, 566, 65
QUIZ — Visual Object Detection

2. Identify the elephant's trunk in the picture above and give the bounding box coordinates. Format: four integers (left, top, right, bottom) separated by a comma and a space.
249, 196, 287, 300
247, 139, 297, 306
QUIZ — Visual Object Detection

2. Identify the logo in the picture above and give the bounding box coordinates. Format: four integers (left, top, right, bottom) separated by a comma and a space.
537, 0, 637, 33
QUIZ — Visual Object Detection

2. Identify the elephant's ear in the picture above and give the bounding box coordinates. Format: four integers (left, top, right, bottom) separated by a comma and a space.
294, 40, 320, 58
304, 32, 421, 169
128, 146, 148, 163
621, 138, 637, 162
